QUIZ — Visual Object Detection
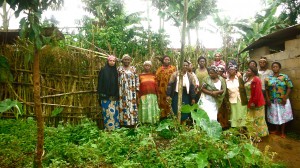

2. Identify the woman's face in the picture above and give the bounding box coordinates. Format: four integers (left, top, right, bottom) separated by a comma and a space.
108, 59, 116, 66
246, 68, 253, 77
228, 68, 236, 76
272, 63, 281, 73
182, 62, 189, 72
122, 58, 131, 66
249, 62, 256, 67
209, 69, 218, 79
143, 64, 151, 72
163, 57, 170, 66
198, 59, 206, 68
259, 60, 267, 68
214, 54, 221, 61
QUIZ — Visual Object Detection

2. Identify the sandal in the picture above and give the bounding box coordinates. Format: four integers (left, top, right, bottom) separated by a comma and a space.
280, 134, 286, 138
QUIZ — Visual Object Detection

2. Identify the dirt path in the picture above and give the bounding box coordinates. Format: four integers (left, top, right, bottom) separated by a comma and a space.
256, 134, 300, 168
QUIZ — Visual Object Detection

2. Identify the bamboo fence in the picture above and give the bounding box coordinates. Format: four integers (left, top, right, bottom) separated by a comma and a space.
0, 42, 106, 128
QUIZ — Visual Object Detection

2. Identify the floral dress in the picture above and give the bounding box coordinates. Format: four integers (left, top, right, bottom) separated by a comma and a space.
118, 66, 139, 126
265, 73, 293, 125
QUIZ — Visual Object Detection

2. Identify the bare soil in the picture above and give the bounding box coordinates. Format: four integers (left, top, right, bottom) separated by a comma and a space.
256, 134, 300, 168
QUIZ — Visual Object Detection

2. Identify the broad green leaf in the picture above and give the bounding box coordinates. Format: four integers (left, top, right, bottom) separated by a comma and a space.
224, 146, 240, 159
196, 152, 209, 168
51, 107, 64, 117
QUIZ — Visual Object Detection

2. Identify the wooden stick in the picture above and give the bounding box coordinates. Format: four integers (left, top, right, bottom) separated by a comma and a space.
67, 45, 108, 58
41, 90, 96, 98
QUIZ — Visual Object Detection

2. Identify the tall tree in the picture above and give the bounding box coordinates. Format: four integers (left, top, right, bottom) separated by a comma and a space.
270, 0, 300, 25
82, 0, 124, 27
152, 0, 217, 45
0, 0, 63, 167
177, 0, 188, 122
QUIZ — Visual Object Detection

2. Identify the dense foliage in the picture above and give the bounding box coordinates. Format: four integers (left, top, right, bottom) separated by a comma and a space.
0, 114, 284, 167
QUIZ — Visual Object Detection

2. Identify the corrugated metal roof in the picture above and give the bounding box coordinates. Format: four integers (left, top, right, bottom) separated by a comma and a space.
240, 24, 300, 53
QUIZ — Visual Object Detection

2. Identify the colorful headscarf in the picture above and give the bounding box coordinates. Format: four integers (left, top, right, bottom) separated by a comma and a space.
107, 55, 116, 61
209, 65, 219, 73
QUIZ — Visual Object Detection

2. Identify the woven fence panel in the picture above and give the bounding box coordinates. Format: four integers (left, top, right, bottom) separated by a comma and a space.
0, 44, 105, 128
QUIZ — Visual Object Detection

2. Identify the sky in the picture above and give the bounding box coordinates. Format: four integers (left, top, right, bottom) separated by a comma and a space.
3, 0, 264, 49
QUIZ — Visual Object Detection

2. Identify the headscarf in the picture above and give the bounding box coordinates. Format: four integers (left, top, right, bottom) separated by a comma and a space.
228, 65, 237, 70
143, 61, 152, 66
259, 57, 267, 62
97, 58, 119, 99
107, 55, 116, 61
209, 65, 219, 73
122, 54, 131, 61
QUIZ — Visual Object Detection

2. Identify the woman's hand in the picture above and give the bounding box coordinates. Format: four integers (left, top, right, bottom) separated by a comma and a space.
211, 91, 217, 97
266, 98, 271, 106
191, 99, 195, 105
282, 96, 287, 105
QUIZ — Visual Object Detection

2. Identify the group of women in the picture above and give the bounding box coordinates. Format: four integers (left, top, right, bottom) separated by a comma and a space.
98, 53, 294, 140
98, 54, 175, 130
198, 54, 293, 140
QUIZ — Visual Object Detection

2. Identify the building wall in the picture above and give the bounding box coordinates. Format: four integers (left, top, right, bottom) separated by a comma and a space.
249, 38, 300, 134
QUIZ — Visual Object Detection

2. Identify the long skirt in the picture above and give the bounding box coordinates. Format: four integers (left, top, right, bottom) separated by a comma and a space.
171, 90, 191, 121
247, 106, 269, 137
138, 94, 160, 124
198, 93, 218, 121
101, 99, 120, 131
267, 99, 293, 125
230, 99, 247, 127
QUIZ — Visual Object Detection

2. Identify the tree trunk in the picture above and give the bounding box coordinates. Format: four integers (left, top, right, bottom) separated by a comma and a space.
1, 0, 9, 30
187, 27, 191, 46
195, 23, 200, 47
147, 0, 152, 54
33, 47, 44, 168
177, 0, 188, 123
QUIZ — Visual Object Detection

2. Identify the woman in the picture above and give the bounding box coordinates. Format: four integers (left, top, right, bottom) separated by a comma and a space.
211, 53, 226, 68
265, 62, 293, 138
195, 56, 209, 101
226, 65, 247, 127
198, 66, 226, 121
138, 61, 160, 124
118, 54, 140, 127
244, 66, 269, 139
97, 55, 120, 131
156, 55, 176, 119
166, 61, 196, 122
243, 60, 258, 82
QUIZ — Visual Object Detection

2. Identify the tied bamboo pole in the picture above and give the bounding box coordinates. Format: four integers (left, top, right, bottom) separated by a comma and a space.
177, 0, 188, 123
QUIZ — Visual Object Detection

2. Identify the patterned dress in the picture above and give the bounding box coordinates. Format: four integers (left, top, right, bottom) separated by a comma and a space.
245, 78, 269, 137
226, 77, 247, 127
101, 100, 120, 131
98, 63, 120, 131
118, 66, 140, 126
156, 65, 176, 118
265, 73, 293, 125
198, 76, 226, 121
138, 73, 160, 124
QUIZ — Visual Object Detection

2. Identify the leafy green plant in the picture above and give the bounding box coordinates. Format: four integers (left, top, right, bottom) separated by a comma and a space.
0, 118, 283, 167
0, 99, 23, 119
